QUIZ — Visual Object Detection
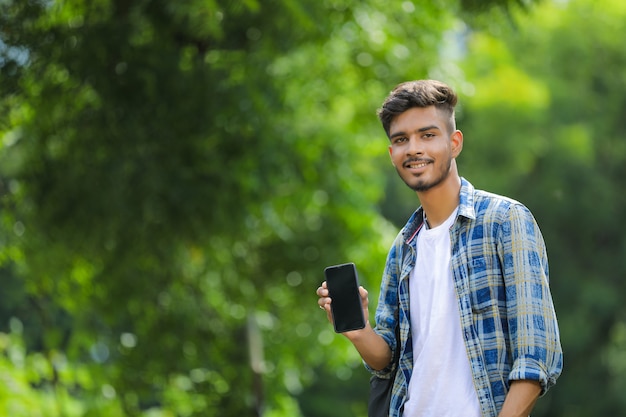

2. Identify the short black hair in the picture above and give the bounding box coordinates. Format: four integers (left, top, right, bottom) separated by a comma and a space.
377, 80, 458, 137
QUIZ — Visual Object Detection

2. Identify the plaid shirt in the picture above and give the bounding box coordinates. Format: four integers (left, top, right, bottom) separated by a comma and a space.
369, 178, 563, 417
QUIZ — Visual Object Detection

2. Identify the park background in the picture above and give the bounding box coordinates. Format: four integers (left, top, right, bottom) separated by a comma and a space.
1, 0, 625, 415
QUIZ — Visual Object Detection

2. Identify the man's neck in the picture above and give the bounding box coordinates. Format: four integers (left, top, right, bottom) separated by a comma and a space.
417, 174, 461, 229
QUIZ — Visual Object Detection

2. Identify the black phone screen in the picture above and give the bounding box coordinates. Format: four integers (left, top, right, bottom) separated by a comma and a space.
324, 263, 366, 333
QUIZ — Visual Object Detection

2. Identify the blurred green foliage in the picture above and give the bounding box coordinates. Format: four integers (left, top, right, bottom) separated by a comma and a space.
1, 0, 625, 416
458, 1, 626, 415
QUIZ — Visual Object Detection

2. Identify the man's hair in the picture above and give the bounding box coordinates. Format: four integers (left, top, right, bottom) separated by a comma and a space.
377, 80, 458, 137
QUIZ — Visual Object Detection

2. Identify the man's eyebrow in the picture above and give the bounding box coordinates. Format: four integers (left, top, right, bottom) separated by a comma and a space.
389, 125, 440, 139
417, 125, 440, 132
389, 131, 406, 139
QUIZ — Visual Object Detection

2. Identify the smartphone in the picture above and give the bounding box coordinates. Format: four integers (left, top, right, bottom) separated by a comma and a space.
324, 262, 366, 333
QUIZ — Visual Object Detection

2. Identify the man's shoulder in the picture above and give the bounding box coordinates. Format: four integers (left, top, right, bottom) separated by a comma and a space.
473, 188, 521, 208
460, 178, 527, 219
471, 187, 538, 230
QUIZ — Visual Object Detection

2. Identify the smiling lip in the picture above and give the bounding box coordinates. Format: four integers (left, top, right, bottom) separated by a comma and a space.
403, 159, 431, 169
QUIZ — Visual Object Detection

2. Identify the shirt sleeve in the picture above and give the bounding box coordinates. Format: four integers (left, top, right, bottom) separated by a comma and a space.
498, 203, 563, 394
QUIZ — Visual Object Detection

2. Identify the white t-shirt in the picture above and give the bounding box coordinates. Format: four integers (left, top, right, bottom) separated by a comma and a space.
402, 209, 481, 417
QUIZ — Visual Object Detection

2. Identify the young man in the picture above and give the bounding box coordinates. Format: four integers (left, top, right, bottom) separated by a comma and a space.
316, 80, 562, 417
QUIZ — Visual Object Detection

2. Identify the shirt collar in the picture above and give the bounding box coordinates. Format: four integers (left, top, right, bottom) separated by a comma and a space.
458, 177, 476, 221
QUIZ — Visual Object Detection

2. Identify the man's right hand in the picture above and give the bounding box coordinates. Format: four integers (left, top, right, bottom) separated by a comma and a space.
316, 281, 392, 370
316, 281, 371, 333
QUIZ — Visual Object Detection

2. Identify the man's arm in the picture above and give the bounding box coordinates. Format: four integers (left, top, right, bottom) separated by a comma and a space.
499, 204, 563, 391
344, 320, 392, 370
317, 282, 392, 370
497, 380, 541, 417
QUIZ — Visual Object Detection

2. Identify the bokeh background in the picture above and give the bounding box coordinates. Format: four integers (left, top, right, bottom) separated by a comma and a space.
1, 0, 625, 416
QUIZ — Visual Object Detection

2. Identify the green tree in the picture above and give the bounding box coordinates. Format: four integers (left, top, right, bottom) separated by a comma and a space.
452, 0, 626, 415
0, 0, 541, 415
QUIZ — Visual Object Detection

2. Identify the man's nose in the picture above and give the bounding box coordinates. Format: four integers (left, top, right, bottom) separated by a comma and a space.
406, 136, 423, 155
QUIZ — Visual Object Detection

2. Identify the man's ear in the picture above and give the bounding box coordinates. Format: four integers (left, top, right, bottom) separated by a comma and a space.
388, 145, 395, 165
451, 130, 463, 158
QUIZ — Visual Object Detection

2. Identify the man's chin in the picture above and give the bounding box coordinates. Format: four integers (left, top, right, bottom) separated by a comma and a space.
404, 176, 444, 193
403, 179, 430, 192
411, 184, 433, 192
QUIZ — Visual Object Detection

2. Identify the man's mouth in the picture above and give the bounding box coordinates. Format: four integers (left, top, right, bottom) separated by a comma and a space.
404, 159, 431, 169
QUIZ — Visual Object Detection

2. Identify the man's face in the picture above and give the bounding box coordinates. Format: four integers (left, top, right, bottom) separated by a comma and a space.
388, 106, 462, 193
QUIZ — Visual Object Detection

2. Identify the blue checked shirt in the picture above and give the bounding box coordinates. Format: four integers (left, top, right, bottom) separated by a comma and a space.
369, 178, 563, 417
